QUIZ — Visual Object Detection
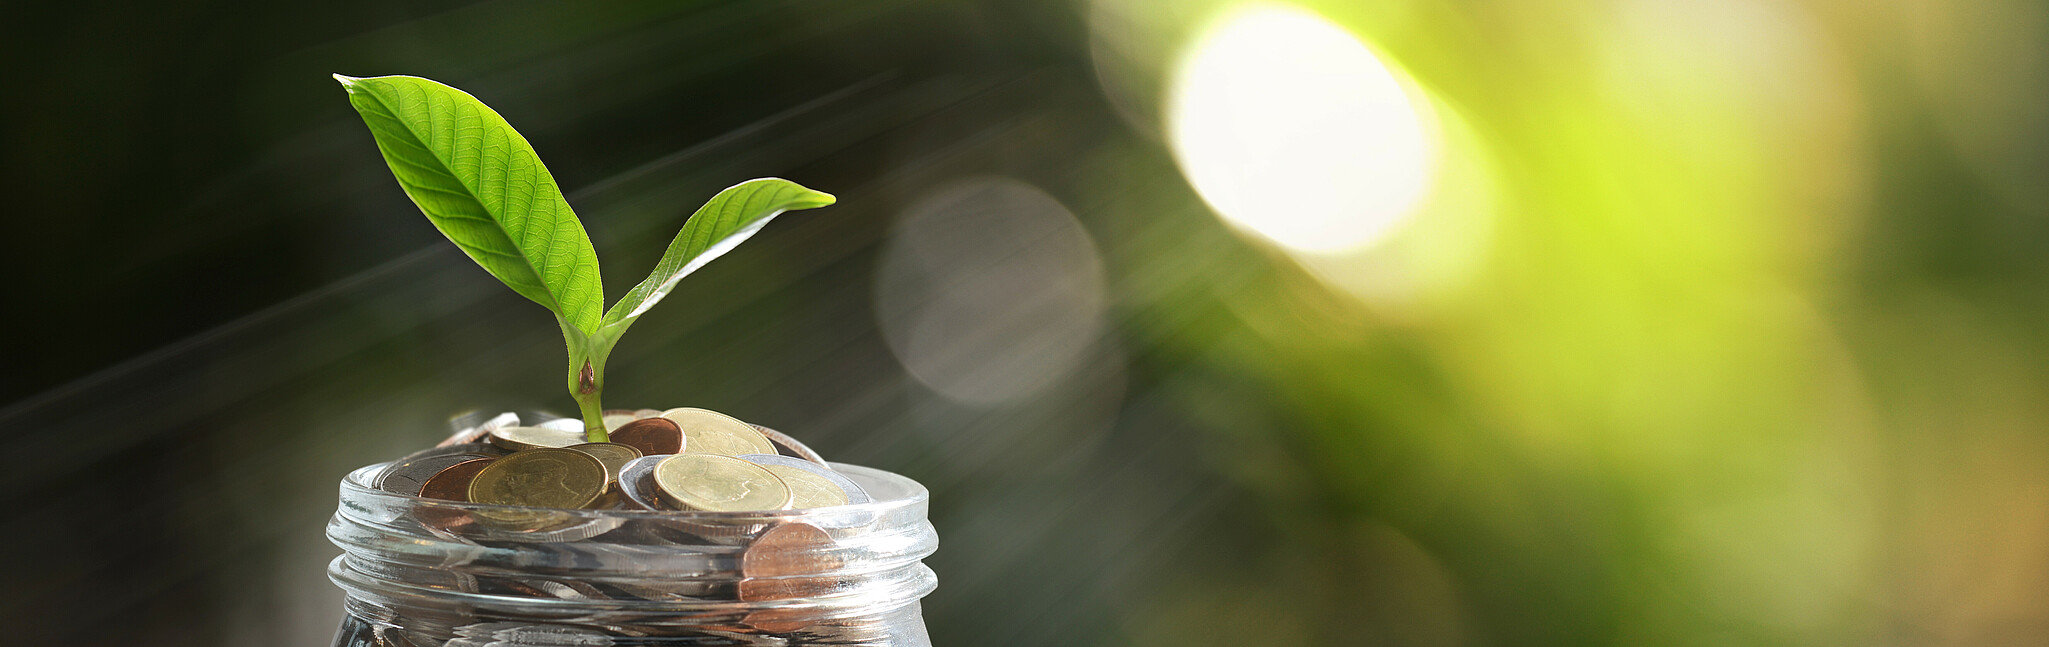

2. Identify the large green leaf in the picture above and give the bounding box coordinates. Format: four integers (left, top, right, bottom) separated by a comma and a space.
600, 178, 835, 332
336, 74, 604, 333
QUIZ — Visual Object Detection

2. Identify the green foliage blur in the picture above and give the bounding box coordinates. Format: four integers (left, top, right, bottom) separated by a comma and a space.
3, 0, 2047, 646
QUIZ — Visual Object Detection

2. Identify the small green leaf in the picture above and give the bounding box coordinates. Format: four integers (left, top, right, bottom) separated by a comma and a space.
600, 178, 835, 333
336, 74, 604, 333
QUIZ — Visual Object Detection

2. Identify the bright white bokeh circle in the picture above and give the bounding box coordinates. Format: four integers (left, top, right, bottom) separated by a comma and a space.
1167, 5, 1437, 253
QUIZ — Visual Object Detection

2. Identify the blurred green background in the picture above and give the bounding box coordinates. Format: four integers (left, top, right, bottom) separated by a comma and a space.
4, 0, 2047, 645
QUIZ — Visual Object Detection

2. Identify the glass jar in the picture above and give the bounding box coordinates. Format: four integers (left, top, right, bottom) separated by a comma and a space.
327, 459, 939, 646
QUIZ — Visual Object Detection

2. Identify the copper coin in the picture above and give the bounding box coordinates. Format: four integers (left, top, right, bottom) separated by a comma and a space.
419, 457, 495, 501
610, 417, 685, 455
738, 522, 843, 602
376, 452, 491, 495
738, 574, 841, 603
742, 522, 841, 577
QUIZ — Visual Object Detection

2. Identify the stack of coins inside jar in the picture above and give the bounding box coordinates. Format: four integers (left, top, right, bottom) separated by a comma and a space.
391, 408, 871, 516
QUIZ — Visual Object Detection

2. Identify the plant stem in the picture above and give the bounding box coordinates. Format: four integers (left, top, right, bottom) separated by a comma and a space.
560, 317, 617, 443
573, 381, 608, 443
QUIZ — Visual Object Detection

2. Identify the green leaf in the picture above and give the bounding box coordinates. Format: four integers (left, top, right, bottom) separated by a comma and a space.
600, 178, 835, 332
335, 74, 604, 333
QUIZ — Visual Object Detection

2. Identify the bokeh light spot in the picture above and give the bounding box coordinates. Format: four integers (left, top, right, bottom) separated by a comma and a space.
1167, 4, 1437, 254
874, 177, 1111, 405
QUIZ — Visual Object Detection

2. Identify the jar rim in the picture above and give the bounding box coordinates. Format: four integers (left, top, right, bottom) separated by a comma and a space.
341, 460, 929, 521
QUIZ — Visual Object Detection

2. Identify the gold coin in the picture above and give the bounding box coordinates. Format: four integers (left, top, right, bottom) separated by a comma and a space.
661, 408, 775, 457
653, 454, 793, 512
468, 448, 609, 509
752, 424, 827, 464
601, 413, 638, 432
488, 425, 587, 451
756, 464, 848, 509
567, 442, 642, 482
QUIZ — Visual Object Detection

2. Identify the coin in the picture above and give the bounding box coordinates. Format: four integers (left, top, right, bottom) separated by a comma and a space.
653, 454, 793, 512
583, 488, 625, 510
488, 425, 587, 451
468, 448, 609, 509
739, 454, 870, 505
377, 452, 493, 496
611, 417, 685, 455
751, 425, 828, 465
567, 442, 643, 482
602, 412, 638, 432
742, 522, 842, 577
608, 581, 710, 603
615, 455, 672, 510
453, 622, 610, 645
537, 418, 586, 434
662, 408, 775, 457
468, 515, 623, 542
520, 578, 607, 600
756, 464, 848, 509
419, 457, 496, 501
739, 522, 843, 602
440, 411, 519, 447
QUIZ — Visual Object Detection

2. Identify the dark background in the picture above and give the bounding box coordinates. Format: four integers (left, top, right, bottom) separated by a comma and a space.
6, 0, 2049, 645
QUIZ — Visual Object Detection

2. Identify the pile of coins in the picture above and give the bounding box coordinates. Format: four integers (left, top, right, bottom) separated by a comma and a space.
347, 407, 915, 645
374, 407, 870, 513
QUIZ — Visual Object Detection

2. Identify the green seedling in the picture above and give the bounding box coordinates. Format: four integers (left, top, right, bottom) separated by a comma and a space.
335, 74, 835, 441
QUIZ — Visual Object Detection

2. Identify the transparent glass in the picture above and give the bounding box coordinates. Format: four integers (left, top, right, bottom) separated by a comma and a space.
328, 460, 938, 646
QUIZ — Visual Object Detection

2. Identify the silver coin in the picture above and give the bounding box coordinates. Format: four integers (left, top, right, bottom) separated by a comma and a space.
537, 417, 586, 434
449, 622, 613, 647
737, 454, 870, 504
487, 425, 587, 451
376, 452, 493, 495
615, 455, 673, 510
519, 578, 608, 601
439, 411, 519, 447
695, 628, 789, 646
445, 410, 510, 434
